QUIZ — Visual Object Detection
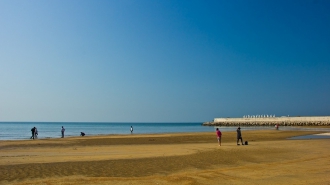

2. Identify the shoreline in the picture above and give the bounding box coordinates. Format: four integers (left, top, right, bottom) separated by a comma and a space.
2, 125, 330, 141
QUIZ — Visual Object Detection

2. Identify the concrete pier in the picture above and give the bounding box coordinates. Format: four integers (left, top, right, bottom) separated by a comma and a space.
203, 116, 330, 126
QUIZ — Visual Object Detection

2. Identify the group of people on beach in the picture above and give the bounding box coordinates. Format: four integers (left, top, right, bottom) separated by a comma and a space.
30, 126, 135, 139
30, 126, 66, 139
28, 125, 266, 145
216, 126, 245, 146
28, 125, 248, 144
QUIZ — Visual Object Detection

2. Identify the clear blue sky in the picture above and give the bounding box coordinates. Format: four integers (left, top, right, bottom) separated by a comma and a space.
0, 0, 329, 122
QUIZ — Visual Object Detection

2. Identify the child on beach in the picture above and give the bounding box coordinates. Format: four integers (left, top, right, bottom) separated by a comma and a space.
216, 128, 222, 146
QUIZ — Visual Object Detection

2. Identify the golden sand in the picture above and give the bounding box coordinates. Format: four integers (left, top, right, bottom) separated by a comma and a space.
1, 130, 330, 185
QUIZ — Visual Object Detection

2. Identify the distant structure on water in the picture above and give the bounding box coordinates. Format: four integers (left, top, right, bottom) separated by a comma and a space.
203, 116, 330, 126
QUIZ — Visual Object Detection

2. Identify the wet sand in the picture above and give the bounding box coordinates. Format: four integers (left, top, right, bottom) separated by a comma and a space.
1, 130, 330, 185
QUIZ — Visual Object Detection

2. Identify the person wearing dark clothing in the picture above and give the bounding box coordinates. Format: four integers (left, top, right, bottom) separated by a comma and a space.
61, 126, 65, 138
30, 127, 36, 139
80, 132, 85, 136
130, 126, 133, 134
237, 127, 244, 145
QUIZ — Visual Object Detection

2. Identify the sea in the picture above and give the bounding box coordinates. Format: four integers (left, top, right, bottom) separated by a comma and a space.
1, 122, 330, 140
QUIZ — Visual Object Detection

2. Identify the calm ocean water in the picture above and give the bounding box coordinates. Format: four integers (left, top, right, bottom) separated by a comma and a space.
0, 122, 212, 140
1, 122, 330, 140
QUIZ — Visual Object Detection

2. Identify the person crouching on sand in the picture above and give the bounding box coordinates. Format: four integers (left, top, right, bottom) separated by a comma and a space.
275, 124, 279, 130
216, 128, 222, 146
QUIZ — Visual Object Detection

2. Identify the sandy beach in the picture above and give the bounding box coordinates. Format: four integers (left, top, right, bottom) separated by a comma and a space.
1, 130, 330, 185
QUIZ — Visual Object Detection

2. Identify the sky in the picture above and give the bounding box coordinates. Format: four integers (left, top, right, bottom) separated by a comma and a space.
0, 0, 329, 122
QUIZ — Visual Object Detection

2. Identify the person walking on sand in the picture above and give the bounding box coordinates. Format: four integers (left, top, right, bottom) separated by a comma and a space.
130, 126, 133, 134
61, 126, 65, 138
30, 127, 36, 139
216, 128, 222, 146
237, 127, 244, 145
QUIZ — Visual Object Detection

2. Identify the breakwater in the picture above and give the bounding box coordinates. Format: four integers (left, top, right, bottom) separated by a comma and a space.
203, 116, 330, 126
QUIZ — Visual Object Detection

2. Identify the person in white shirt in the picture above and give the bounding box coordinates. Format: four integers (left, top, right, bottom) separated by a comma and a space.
35, 127, 38, 138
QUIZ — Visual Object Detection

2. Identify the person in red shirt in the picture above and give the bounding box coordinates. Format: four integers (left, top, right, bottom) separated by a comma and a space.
216, 128, 222, 146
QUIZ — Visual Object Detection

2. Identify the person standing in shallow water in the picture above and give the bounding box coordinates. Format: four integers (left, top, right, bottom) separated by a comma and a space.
130, 126, 133, 134
216, 128, 222, 146
61, 126, 65, 138
237, 127, 244, 145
